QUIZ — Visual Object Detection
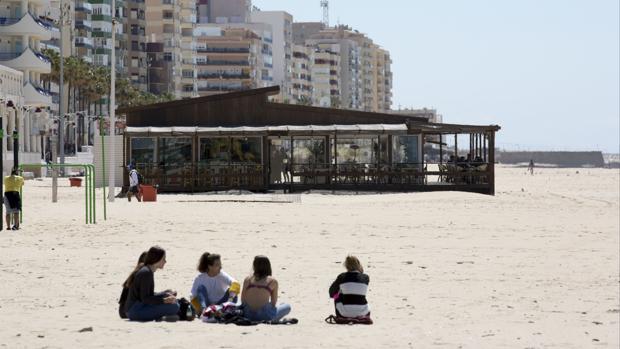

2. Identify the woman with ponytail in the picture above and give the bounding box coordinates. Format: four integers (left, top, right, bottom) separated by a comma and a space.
124, 246, 180, 321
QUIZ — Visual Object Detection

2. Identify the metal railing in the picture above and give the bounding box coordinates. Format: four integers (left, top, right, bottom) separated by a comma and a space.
134, 163, 264, 191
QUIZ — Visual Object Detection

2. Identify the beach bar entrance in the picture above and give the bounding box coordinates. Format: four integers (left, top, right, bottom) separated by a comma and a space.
118, 87, 500, 195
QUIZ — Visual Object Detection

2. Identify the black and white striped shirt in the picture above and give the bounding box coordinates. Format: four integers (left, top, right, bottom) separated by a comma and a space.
329, 271, 370, 317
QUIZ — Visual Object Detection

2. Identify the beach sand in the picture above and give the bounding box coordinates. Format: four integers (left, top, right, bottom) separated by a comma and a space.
0, 167, 618, 348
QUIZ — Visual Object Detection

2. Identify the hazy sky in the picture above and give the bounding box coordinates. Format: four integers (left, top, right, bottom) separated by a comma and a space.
253, 0, 620, 153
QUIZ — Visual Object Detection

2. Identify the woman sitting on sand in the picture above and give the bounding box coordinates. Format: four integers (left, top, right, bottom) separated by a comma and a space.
124, 246, 180, 321
240, 255, 291, 322
329, 255, 370, 319
118, 251, 147, 318
190, 252, 238, 314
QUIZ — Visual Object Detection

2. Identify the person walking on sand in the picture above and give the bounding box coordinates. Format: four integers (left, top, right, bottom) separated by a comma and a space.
127, 166, 142, 202
124, 246, 180, 321
4, 169, 24, 230
528, 159, 535, 175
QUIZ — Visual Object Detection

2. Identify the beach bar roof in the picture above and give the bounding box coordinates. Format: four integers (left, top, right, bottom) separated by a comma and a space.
118, 86, 500, 194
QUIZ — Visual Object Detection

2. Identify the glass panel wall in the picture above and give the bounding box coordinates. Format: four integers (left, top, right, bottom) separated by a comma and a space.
199, 137, 230, 164
292, 137, 326, 166
335, 137, 377, 165
392, 135, 420, 167
159, 137, 192, 165
130, 137, 155, 164
231, 137, 262, 163
159, 137, 193, 184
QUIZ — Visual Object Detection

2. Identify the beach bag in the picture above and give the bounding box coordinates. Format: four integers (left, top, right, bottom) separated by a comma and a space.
177, 297, 196, 321
324, 313, 373, 325
201, 302, 241, 323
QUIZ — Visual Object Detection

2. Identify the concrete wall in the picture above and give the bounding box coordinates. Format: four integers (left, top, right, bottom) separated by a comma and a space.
92, 131, 125, 188
498, 151, 605, 168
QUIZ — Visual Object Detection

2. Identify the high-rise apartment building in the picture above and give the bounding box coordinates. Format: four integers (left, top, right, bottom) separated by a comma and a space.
290, 44, 312, 104
145, 0, 181, 96
194, 25, 272, 95
125, 0, 147, 90
249, 10, 292, 102
74, 1, 93, 63
197, 0, 251, 24
91, 0, 126, 76
178, 0, 197, 98
293, 24, 392, 112
0, 0, 54, 107
0, 0, 55, 167
145, 0, 197, 98
310, 43, 340, 108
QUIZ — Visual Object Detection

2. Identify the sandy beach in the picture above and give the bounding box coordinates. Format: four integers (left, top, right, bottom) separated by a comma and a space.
0, 166, 618, 348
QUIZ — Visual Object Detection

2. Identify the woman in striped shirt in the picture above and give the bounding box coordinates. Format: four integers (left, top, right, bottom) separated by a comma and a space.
328, 255, 370, 318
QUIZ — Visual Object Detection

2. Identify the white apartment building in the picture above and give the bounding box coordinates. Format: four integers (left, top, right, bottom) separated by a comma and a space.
290, 44, 312, 104
0, 0, 54, 107
294, 24, 392, 112
249, 10, 292, 102
310, 43, 340, 108
0, 64, 51, 173
179, 0, 197, 98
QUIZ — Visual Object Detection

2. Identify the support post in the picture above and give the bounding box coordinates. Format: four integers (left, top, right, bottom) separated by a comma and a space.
488, 131, 495, 195
0, 112, 3, 231
108, 0, 116, 202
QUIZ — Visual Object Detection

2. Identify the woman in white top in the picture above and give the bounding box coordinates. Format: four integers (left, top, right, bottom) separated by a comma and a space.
190, 252, 237, 313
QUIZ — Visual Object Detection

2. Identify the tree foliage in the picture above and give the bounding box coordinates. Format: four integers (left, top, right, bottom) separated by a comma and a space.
41, 49, 175, 112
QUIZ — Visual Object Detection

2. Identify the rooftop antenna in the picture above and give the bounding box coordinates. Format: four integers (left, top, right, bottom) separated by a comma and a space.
320, 0, 329, 27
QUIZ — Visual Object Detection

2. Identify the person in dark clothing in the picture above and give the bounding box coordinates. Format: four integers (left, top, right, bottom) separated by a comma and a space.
329, 255, 370, 318
123, 246, 180, 321
118, 251, 147, 318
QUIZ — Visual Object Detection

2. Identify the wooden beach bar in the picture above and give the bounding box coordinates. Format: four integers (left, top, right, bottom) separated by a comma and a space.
118, 86, 501, 195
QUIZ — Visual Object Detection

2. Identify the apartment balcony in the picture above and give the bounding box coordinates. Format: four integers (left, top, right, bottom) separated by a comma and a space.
23, 81, 52, 106
199, 60, 250, 66
181, 15, 196, 23
75, 1, 93, 13
30, 0, 52, 6
75, 20, 92, 31
0, 47, 51, 74
197, 86, 247, 92
198, 73, 250, 80
0, 12, 53, 40
75, 37, 94, 49
197, 47, 250, 54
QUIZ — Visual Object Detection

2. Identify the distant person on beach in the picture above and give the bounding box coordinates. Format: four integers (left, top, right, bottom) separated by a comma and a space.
528, 159, 535, 175
127, 166, 142, 202
4, 169, 24, 230
119, 251, 147, 318
329, 255, 371, 319
190, 252, 238, 314
240, 255, 291, 322
270, 148, 283, 184
281, 147, 291, 183
124, 246, 180, 321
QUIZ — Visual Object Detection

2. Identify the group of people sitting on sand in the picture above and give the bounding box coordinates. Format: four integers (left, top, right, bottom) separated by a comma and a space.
119, 246, 371, 324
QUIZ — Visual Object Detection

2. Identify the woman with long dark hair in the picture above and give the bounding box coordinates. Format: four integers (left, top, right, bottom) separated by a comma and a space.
124, 246, 180, 321
118, 251, 147, 318
240, 255, 291, 322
